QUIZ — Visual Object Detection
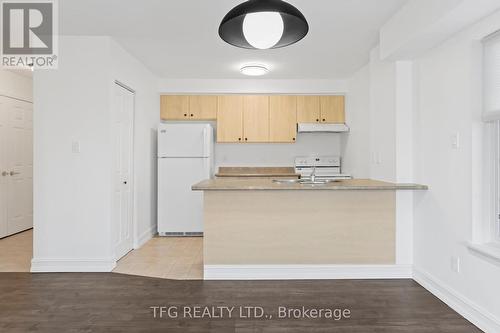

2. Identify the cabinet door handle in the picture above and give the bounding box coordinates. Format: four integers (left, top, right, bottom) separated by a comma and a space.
245, 138, 248, 141
1, 171, 8, 177
322, 119, 326, 122
9, 171, 20, 176
316, 119, 319, 122
292, 138, 296, 141
183, 113, 187, 117
190, 114, 194, 117
238, 138, 242, 141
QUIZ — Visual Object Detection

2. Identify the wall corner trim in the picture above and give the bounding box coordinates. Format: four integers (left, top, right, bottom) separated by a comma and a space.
413, 267, 500, 333
204, 264, 412, 280
30, 258, 116, 273
134, 226, 157, 249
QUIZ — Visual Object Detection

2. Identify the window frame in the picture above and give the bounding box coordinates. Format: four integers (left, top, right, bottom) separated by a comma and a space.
495, 121, 500, 242
483, 30, 500, 244
467, 33, 500, 264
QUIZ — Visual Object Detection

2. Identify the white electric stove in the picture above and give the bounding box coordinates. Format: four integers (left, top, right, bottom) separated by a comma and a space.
294, 156, 352, 180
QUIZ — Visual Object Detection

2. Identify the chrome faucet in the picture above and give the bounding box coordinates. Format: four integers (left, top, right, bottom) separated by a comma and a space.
310, 166, 316, 183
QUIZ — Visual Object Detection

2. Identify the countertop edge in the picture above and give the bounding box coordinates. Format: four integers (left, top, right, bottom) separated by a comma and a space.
192, 183, 429, 191
215, 174, 301, 178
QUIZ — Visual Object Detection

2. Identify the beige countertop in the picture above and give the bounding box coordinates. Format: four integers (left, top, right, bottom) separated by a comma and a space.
192, 178, 428, 191
215, 167, 300, 178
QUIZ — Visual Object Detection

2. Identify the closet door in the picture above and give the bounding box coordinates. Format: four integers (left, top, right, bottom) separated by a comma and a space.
112, 84, 135, 260
0, 98, 7, 238
0, 96, 33, 237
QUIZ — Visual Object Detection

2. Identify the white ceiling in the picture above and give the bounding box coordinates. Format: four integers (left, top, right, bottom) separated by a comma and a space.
59, 0, 408, 79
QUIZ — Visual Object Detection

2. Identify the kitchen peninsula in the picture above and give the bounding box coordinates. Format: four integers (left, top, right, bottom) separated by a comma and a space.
192, 178, 427, 279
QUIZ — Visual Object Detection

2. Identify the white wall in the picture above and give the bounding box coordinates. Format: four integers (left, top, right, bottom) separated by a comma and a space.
158, 79, 348, 95
216, 134, 341, 167
32, 36, 114, 270
380, 0, 500, 60
32, 36, 158, 271
412, 9, 500, 330
368, 47, 397, 182
362, 49, 417, 266
0, 69, 32, 102
342, 65, 370, 178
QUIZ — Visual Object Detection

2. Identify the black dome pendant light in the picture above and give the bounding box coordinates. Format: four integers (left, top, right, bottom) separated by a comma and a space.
219, 0, 309, 50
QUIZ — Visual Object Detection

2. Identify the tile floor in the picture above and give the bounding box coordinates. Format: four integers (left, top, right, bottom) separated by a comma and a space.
0, 229, 33, 272
113, 236, 203, 280
0, 230, 203, 279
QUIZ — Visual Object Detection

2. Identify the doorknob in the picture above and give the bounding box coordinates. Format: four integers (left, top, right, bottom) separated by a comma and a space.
1, 171, 8, 176
9, 171, 20, 176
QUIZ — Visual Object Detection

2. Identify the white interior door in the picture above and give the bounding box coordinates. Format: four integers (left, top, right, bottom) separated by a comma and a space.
0, 96, 33, 238
0, 98, 7, 238
112, 84, 135, 260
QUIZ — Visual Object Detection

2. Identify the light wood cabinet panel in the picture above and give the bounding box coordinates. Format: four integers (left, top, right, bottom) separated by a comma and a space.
243, 96, 269, 143
160, 95, 189, 120
320, 96, 345, 123
160, 94, 345, 143
269, 96, 297, 143
297, 96, 320, 123
189, 96, 217, 120
217, 96, 243, 143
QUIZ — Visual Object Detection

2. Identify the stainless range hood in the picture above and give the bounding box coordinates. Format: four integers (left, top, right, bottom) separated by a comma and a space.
297, 123, 349, 133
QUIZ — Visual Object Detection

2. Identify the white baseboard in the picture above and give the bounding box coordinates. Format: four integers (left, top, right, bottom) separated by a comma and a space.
413, 267, 500, 333
134, 225, 157, 249
30, 258, 116, 273
204, 264, 413, 280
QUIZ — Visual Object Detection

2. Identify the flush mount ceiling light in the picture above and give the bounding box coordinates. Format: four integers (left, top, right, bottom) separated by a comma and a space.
240, 64, 269, 76
219, 0, 309, 50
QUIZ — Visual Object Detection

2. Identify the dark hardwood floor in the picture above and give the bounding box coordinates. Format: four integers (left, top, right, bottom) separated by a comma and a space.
0, 273, 482, 332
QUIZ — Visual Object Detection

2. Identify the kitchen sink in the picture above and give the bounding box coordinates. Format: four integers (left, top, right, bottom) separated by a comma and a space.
272, 178, 332, 185
272, 179, 300, 184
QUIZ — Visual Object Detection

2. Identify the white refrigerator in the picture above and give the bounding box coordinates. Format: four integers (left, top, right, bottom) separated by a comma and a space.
157, 123, 213, 236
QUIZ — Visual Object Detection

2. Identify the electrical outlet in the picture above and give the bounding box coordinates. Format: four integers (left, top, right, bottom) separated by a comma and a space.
451, 256, 460, 273
371, 152, 382, 165
451, 132, 460, 149
72, 141, 81, 154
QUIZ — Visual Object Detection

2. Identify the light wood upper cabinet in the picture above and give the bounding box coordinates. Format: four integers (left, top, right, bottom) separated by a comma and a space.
320, 96, 345, 123
189, 95, 217, 120
269, 96, 297, 143
243, 96, 269, 143
160, 95, 189, 120
297, 96, 321, 123
161, 95, 217, 120
217, 96, 243, 143
161, 94, 345, 143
